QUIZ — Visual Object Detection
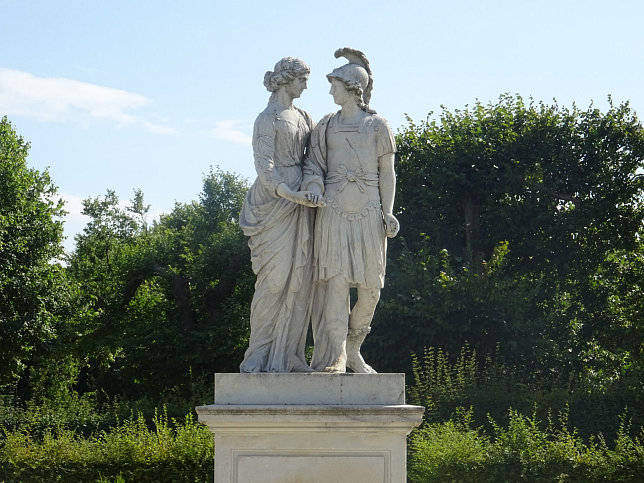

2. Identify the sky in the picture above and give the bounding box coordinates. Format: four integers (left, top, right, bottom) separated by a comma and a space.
1, 0, 643, 252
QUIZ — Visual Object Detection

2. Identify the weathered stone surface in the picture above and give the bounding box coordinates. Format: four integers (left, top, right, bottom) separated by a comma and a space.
203, 49, 419, 482
303, 48, 399, 374
213, 372, 405, 405
238, 49, 399, 375
196, 373, 424, 483
238, 57, 319, 374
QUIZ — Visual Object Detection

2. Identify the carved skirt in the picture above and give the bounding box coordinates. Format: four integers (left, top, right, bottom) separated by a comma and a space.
313, 194, 386, 290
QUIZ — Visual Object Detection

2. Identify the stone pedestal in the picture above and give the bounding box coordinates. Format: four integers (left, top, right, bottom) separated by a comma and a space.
196, 373, 424, 483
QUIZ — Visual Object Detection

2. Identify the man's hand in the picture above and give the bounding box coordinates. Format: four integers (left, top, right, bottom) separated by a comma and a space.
277, 183, 325, 207
383, 213, 399, 238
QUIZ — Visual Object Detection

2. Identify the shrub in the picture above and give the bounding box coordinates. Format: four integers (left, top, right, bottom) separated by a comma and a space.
0, 409, 213, 482
408, 407, 644, 482
408, 344, 644, 441
409, 407, 489, 482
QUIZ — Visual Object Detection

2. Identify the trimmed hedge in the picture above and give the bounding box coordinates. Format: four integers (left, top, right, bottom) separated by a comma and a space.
2, 407, 643, 481
0, 411, 213, 482
408, 407, 644, 482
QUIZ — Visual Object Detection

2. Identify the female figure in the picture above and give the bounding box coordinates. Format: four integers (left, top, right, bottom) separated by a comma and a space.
239, 57, 321, 373
303, 48, 399, 373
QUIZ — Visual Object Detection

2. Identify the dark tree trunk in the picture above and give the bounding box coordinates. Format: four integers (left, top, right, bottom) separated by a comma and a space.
461, 192, 482, 267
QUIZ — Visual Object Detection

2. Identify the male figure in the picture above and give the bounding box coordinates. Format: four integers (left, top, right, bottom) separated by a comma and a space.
304, 48, 399, 373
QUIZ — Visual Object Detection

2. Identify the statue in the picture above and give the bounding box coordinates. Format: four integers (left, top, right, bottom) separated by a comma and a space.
239, 57, 323, 373
304, 48, 399, 373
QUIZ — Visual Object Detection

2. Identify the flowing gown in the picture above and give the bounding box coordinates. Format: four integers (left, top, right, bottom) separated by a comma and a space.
238, 105, 315, 373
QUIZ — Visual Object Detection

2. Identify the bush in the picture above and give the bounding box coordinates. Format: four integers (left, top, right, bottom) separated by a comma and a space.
408, 407, 644, 482
409, 407, 489, 482
408, 345, 644, 442
0, 409, 213, 482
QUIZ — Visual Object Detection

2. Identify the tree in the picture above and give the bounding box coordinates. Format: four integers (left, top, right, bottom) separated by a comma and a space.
65, 168, 253, 401
0, 117, 66, 388
369, 96, 644, 378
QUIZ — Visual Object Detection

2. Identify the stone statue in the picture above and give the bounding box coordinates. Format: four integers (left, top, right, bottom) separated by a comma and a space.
239, 57, 323, 373
304, 48, 399, 373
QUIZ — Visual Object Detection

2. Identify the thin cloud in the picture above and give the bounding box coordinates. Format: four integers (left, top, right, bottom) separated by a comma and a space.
211, 120, 252, 145
0, 68, 174, 133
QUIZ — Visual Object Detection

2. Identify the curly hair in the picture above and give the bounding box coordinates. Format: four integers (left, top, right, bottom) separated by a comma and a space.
263, 57, 310, 93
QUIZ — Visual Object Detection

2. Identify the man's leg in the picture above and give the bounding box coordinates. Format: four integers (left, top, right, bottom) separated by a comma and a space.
321, 275, 351, 372
346, 287, 380, 373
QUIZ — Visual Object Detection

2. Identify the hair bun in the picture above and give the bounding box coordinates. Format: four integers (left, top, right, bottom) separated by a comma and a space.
263, 71, 275, 91
263, 58, 310, 93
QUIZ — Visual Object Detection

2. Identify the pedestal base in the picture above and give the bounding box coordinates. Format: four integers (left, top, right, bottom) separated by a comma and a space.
196, 373, 424, 483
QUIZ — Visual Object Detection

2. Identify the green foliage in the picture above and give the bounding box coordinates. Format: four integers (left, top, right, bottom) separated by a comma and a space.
1, 118, 253, 421
0, 409, 213, 482
396, 95, 643, 268
3, 97, 644, 480
408, 344, 644, 443
370, 95, 644, 382
1, 390, 104, 440
63, 166, 252, 402
408, 407, 644, 482
408, 345, 478, 421
0, 116, 67, 389
3, 399, 642, 483
409, 407, 489, 482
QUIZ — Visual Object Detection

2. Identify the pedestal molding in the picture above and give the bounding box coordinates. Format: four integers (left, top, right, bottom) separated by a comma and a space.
197, 374, 424, 482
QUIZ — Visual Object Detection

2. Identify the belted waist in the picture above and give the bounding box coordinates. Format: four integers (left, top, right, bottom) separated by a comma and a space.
325, 165, 379, 192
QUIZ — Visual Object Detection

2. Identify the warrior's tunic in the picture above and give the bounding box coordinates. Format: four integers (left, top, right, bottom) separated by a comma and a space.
304, 111, 396, 289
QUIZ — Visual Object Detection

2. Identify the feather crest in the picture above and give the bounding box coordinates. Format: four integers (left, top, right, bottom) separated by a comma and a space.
333, 47, 374, 106
334, 47, 371, 74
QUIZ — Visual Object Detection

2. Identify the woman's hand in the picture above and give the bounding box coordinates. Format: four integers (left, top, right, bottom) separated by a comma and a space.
277, 183, 325, 207
302, 191, 325, 206
383, 213, 399, 238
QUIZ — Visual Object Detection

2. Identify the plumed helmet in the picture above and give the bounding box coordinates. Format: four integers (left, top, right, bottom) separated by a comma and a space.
326, 47, 374, 107
327, 63, 369, 93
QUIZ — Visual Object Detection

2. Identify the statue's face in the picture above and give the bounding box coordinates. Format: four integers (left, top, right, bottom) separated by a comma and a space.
329, 78, 350, 106
285, 74, 308, 100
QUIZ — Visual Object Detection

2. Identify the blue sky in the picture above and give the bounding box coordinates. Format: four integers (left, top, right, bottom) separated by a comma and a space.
1, 0, 643, 251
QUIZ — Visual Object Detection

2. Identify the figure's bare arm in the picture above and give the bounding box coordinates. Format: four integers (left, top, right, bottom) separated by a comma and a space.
276, 184, 325, 207
378, 152, 399, 237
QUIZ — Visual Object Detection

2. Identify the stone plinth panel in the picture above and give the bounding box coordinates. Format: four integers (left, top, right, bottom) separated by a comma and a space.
196, 373, 424, 483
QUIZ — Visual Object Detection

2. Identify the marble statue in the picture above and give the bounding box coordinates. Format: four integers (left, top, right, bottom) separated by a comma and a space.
304, 48, 399, 373
239, 57, 323, 373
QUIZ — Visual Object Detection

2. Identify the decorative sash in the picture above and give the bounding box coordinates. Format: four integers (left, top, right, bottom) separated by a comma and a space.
325, 165, 379, 192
